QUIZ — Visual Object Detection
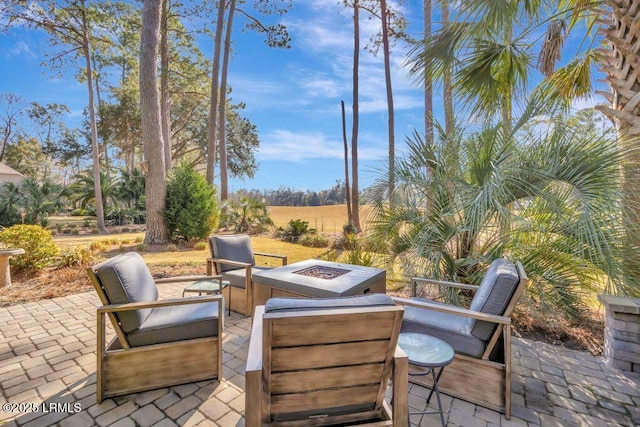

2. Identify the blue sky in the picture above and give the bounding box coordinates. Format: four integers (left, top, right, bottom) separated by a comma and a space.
0, 1, 599, 192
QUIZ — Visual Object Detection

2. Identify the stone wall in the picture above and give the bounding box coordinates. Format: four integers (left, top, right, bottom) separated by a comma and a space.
598, 294, 640, 373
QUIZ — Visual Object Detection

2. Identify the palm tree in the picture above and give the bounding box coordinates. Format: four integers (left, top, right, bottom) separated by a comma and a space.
220, 196, 273, 234
368, 105, 634, 316
20, 178, 64, 226
117, 168, 145, 209
408, 0, 640, 289
66, 170, 118, 213
0, 182, 23, 226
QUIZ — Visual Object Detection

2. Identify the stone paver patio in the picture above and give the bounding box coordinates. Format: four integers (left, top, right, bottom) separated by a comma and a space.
1, 282, 640, 427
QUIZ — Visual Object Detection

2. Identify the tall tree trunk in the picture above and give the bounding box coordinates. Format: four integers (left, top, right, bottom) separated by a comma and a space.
351, 0, 361, 231
218, 0, 236, 201
81, 0, 106, 234
160, 0, 172, 173
424, 0, 433, 142
341, 100, 352, 225
140, 0, 168, 244
91, 53, 109, 179
598, 0, 640, 289
442, 0, 453, 135
381, 0, 394, 202
206, 0, 226, 186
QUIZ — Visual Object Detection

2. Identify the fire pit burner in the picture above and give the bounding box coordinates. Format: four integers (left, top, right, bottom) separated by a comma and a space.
293, 265, 350, 280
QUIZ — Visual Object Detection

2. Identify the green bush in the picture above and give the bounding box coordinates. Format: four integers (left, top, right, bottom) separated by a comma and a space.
89, 241, 107, 252
0, 224, 59, 270
278, 219, 311, 243
58, 246, 96, 268
194, 241, 208, 251
298, 233, 329, 248
342, 247, 374, 267
163, 163, 219, 242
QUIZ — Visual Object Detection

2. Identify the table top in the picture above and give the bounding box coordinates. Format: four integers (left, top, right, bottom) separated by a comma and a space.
183, 279, 229, 293
251, 259, 385, 298
398, 332, 455, 368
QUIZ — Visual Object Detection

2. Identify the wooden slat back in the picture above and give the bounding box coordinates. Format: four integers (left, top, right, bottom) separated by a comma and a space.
262, 306, 404, 422
270, 310, 398, 347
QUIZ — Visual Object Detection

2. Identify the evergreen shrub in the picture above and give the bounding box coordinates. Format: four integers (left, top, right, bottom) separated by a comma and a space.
163, 162, 219, 242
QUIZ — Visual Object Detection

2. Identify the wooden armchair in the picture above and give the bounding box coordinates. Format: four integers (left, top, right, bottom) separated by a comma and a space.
207, 234, 287, 315
393, 259, 528, 419
88, 252, 224, 402
245, 295, 408, 427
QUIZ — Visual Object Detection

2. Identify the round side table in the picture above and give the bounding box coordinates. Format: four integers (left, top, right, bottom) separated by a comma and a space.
397, 332, 455, 427
182, 278, 231, 316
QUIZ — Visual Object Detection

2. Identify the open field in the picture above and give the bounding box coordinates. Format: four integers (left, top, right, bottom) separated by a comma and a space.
268, 204, 374, 231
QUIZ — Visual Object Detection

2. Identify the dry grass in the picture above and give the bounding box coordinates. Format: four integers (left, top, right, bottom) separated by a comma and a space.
269, 204, 374, 231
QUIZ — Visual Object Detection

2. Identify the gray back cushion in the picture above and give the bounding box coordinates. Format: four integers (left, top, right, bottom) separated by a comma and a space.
95, 252, 158, 333
469, 258, 520, 341
265, 294, 394, 313
209, 234, 255, 273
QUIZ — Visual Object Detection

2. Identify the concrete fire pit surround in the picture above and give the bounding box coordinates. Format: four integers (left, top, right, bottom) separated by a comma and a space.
251, 259, 387, 311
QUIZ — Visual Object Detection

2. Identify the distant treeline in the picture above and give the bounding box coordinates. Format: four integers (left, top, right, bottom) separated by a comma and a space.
235, 181, 348, 206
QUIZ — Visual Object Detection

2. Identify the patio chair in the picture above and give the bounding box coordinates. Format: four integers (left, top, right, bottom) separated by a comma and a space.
245, 294, 408, 427
393, 258, 528, 419
87, 252, 224, 403
207, 234, 287, 315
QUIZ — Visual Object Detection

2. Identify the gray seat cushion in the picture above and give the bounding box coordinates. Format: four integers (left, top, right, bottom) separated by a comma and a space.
265, 294, 395, 312
400, 259, 521, 358
209, 234, 255, 273
401, 302, 486, 358
469, 259, 519, 341
222, 266, 272, 289
127, 302, 221, 347
95, 252, 158, 333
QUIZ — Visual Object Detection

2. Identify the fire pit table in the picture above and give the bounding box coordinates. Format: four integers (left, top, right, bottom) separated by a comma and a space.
251, 259, 386, 314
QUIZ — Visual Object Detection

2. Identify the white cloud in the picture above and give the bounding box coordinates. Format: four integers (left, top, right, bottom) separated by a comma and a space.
3, 41, 36, 59
277, 2, 422, 115
258, 129, 386, 161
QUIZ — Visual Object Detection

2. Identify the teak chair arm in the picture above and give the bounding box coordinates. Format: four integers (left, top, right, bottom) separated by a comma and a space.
411, 277, 480, 297
207, 257, 251, 268
254, 252, 288, 265
392, 296, 511, 325
206, 258, 251, 276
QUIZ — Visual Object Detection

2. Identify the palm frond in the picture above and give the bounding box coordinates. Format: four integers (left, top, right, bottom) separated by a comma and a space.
537, 19, 567, 76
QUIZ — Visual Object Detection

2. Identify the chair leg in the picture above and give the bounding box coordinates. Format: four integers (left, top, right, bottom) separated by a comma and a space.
392, 350, 408, 427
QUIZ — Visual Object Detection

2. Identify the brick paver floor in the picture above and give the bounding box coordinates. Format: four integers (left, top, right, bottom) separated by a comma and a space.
1, 282, 639, 426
